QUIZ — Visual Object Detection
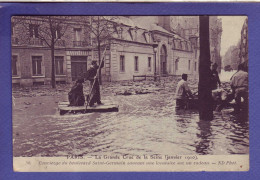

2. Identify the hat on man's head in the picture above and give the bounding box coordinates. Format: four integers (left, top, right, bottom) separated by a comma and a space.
76, 78, 84, 83
213, 63, 218, 67
182, 73, 188, 79
91, 61, 97, 65
238, 64, 244, 71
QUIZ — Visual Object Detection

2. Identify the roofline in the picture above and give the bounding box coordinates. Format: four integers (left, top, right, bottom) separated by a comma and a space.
111, 37, 156, 47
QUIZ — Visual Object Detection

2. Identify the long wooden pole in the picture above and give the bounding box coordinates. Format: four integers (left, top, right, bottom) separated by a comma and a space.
199, 16, 213, 120
85, 46, 107, 112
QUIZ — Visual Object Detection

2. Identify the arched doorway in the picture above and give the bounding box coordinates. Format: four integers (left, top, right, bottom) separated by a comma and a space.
160, 45, 167, 75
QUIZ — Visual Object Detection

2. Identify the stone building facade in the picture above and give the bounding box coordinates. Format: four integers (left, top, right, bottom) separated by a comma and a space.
11, 16, 94, 86
11, 16, 221, 86
169, 16, 222, 72
239, 17, 248, 69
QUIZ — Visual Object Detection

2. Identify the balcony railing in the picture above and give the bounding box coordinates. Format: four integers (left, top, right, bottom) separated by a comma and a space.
73, 41, 90, 47
55, 39, 65, 47
11, 37, 19, 45
29, 38, 44, 46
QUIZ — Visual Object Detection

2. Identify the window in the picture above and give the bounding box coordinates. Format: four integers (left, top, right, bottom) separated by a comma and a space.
128, 28, 134, 40
172, 40, 176, 49
148, 57, 151, 71
187, 42, 190, 51
55, 56, 64, 75
188, 60, 191, 70
181, 41, 186, 51
134, 29, 138, 41
134, 56, 139, 71
32, 56, 42, 76
74, 28, 82, 41
29, 24, 39, 38
194, 62, 197, 71
143, 31, 149, 43
12, 55, 18, 76
189, 43, 193, 51
54, 26, 61, 39
179, 41, 182, 50
120, 55, 125, 72
175, 59, 179, 71
118, 27, 123, 39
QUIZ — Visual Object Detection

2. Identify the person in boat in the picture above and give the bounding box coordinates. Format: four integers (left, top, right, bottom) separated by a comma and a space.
68, 78, 85, 106
230, 64, 248, 113
175, 73, 193, 110
85, 60, 104, 107
215, 64, 248, 113
210, 63, 221, 90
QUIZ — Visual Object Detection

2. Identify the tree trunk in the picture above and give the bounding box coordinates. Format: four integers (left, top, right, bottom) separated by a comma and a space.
51, 42, 56, 88
198, 16, 213, 120
97, 39, 102, 85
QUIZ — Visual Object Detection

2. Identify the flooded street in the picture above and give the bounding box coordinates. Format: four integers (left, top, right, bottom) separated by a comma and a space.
12, 82, 249, 156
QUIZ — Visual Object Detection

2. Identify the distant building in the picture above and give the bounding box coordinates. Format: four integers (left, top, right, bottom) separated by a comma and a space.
222, 17, 248, 71
239, 17, 248, 70
169, 16, 222, 72
222, 44, 240, 70
11, 16, 221, 86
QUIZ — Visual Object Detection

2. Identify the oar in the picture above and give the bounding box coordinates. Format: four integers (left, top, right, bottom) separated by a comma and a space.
85, 46, 108, 113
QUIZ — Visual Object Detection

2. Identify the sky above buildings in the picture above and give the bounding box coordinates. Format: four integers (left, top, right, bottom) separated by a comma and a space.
219, 16, 247, 57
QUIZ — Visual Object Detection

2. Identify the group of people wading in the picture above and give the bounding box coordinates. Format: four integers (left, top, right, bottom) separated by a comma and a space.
68, 60, 104, 107
175, 62, 248, 114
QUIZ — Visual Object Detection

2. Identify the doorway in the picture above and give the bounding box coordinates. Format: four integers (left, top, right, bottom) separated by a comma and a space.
160, 45, 167, 75
71, 56, 88, 81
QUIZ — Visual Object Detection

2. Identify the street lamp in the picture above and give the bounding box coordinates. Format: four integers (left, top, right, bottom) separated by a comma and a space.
152, 44, 158, 81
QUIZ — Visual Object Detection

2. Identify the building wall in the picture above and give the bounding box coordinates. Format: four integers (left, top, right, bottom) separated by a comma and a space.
110, 40, 154, 81
12, 47, 67, 86
12, 16, 91, 86
12, 16, 203, 85
172, 49, 197, 76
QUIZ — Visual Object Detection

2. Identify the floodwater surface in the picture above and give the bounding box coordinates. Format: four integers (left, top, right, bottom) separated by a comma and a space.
12, 91, 249, 157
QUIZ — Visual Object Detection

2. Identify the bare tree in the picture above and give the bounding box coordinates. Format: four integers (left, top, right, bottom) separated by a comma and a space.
82, 16, 119, 84
12, 16, 70, 88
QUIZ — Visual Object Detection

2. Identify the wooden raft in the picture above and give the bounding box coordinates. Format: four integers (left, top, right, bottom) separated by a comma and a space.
58, 101, 119, 115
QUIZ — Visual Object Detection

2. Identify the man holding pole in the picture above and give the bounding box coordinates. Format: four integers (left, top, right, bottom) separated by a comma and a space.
85, 60, 104, 107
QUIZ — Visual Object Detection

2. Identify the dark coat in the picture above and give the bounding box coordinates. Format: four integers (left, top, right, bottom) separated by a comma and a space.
211, 69, 221, 90
85, 61, 104, 105
85, 61, 104, 81
68, 82, 85, 106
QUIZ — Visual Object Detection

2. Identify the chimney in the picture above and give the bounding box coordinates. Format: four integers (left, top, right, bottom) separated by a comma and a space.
158, 16, 171, 32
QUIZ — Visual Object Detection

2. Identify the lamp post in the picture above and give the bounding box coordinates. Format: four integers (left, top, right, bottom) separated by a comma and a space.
152, 44, 158, 81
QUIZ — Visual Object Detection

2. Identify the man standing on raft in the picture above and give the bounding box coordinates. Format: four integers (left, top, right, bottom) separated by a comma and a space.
85, 60, 104, 107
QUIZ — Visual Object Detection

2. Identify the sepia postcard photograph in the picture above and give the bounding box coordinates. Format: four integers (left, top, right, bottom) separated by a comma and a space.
11, 15, 249, 172
1, 1, 259, 179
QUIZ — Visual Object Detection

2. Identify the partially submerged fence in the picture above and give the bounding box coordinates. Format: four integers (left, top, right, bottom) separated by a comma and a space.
133, 75, 161, 81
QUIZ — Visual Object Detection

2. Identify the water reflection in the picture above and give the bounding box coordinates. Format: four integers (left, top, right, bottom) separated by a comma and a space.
12, 94, 249, 156
195, 120, 212, 155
